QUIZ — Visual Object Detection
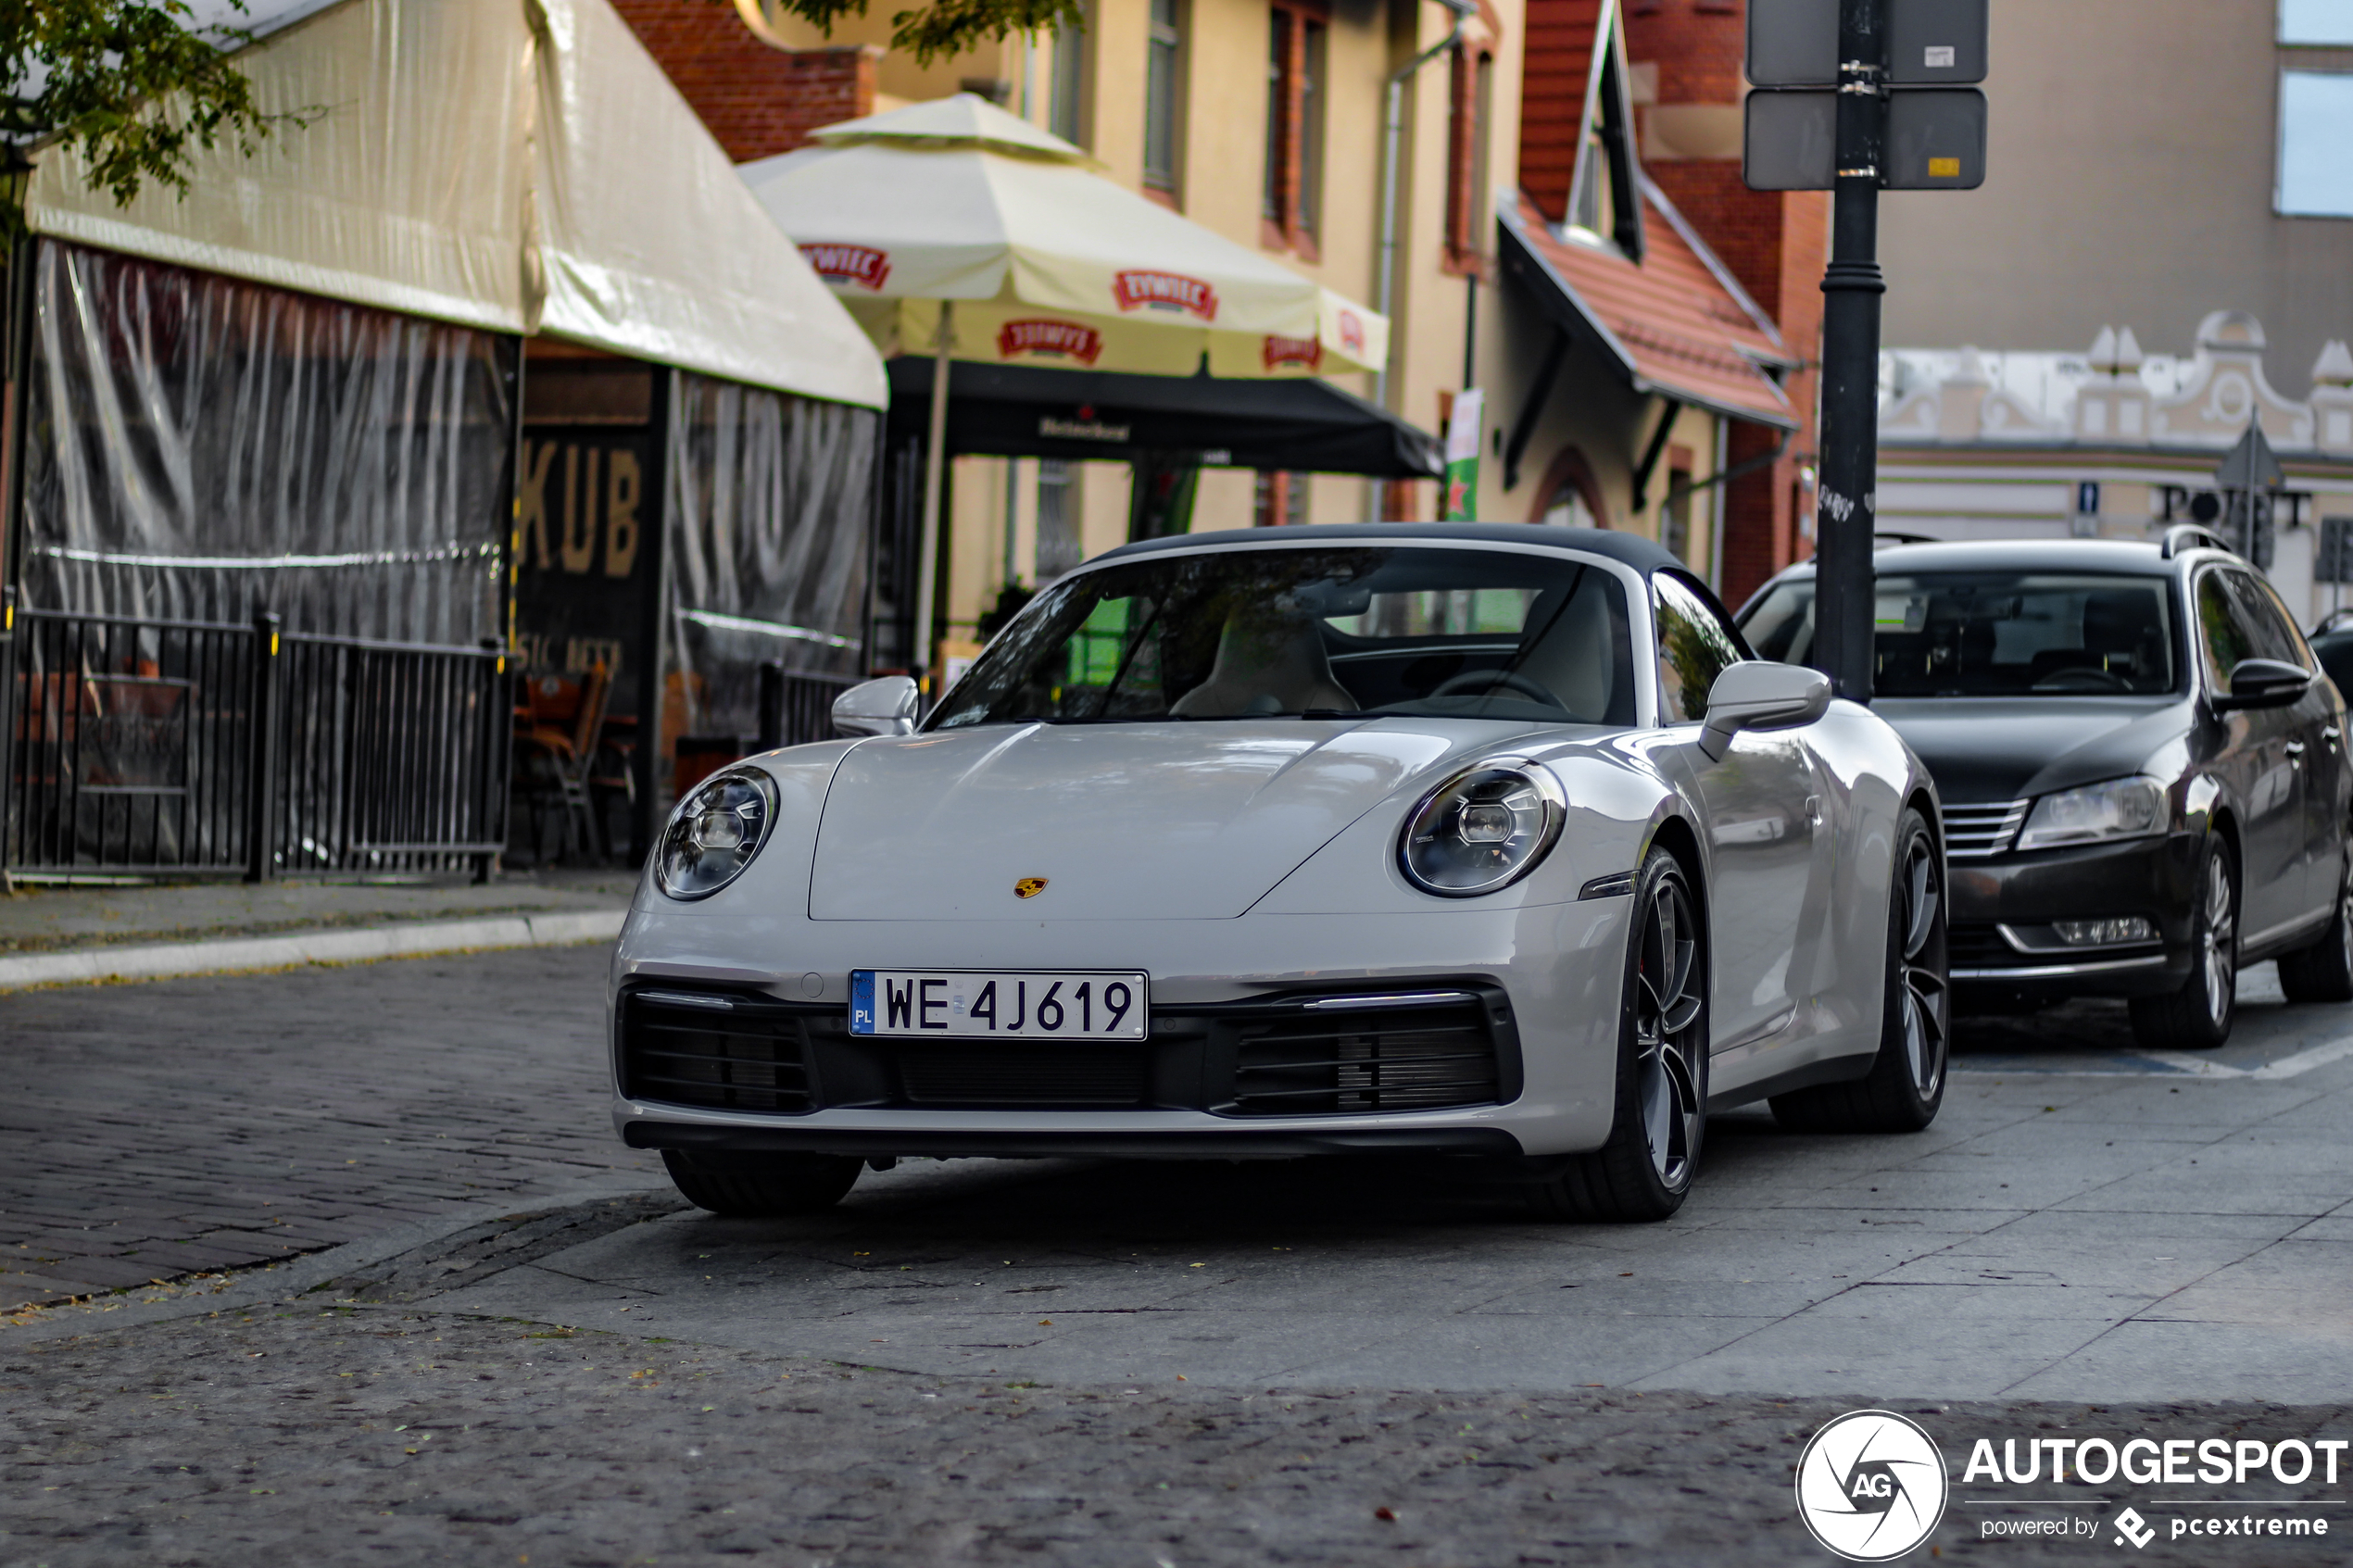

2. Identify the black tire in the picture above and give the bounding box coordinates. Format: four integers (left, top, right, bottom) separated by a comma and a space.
1527, 847, 1708, 1223
2130, 836, 2238, 1049
661, 1148, 862, 1216
2278, 858, 2353, 1004
1770, 807, 1950, 1134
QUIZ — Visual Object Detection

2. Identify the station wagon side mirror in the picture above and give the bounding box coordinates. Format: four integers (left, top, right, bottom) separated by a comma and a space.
1697, 661, 1833, 761
832, 675, 920, 738
2214, 657, 2312, 712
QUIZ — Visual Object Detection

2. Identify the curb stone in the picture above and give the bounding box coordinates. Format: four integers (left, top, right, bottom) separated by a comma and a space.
0, 909, 628, 992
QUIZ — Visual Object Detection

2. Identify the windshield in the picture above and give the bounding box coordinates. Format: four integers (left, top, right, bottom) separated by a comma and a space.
1742, 571, 2181, 696
928, 546, 1636, 729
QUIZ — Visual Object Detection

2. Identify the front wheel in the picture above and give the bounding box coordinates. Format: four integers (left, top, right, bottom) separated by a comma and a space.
1771, 806, 1949, 1134
661, 1149, 862, 1216
2130, 838, 2238, 1049
1526, 847, 1708, 1223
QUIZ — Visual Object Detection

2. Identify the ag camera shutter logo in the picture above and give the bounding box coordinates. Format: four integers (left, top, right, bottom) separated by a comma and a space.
1795, 1410, 1950, 1561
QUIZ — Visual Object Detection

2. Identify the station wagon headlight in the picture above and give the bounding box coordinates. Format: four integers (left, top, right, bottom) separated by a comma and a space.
2015, 776, 2168, 851
1399, 760, 1567, 897
656, 767, 777, 899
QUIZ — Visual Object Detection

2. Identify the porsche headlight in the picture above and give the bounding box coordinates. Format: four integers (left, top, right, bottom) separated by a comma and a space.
1399, 760, 1567, 897
656, 767, 777, 899
2015, 775, 2168, 851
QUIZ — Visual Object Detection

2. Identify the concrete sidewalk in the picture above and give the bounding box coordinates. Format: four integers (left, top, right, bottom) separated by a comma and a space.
0, 870, 635, 990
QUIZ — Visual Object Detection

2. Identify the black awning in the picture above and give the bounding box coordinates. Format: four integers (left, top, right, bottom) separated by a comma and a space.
885, 358, 1442, 479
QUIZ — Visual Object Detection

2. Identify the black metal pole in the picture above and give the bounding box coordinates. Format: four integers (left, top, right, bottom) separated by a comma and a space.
1811, 0, 1886, 704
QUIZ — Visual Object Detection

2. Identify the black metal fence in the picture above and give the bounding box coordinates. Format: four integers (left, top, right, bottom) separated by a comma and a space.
755, 661, 862, 752
2, 602, 508, 882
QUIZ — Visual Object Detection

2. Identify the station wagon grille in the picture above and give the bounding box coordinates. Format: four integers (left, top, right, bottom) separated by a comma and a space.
1942, 799, 2031, 859
1227, 999, 1501, 1116
619, 990, 814, 1112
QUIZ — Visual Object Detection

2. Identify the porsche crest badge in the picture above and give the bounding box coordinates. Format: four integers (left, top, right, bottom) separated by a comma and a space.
1014, 877, 1049, 899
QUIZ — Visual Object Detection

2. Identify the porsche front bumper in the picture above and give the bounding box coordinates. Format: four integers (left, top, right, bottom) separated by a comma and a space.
609, 902, 1634, 1160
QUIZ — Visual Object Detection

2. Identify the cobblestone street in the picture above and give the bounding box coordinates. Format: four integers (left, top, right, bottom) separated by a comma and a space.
9, 1301, 2345, 1567
1, 947, 652, 1307
6, 947, 2353, 1564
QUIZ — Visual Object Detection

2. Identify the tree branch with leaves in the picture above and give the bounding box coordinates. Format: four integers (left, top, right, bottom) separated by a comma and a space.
729, 0, 1083, 68
1, 0, 312, 238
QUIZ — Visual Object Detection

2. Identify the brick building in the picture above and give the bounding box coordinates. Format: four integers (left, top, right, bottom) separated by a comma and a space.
1622, 0, 1826, 604
610, 0, 875, 161
1500, 0, 1807, 595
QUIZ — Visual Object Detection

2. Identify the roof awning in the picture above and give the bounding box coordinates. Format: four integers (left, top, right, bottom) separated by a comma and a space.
25, 0, 886, 409
887, 359, 1442, 479
1499, 189, 1798, 431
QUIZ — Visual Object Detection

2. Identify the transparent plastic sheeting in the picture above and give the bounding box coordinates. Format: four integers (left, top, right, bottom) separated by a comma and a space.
24, 242, 511, 645
665, 370, 879, 742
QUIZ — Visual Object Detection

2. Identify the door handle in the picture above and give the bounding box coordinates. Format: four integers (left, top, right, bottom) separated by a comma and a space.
2325, 725, 2343, 745
1805, 794, 1823, 827
2286, 740, 2308, 759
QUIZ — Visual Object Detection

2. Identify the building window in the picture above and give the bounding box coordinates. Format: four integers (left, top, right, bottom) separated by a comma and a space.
2281, 0, 2353, 44
1260, 2, 1326, 246
2279, 70, 2353, 217
1144, 0, 1184, 194
1662, 452, 1694, 563
1037, 459, 1081, 578
1051, 18, 1087, 145
1569, 39, 1644, 258
1253, 470, 1309, 527
1447, 46, 1495, 267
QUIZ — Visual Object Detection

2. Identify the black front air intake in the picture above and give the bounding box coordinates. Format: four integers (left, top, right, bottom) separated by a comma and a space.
617, 981, 1520, 1119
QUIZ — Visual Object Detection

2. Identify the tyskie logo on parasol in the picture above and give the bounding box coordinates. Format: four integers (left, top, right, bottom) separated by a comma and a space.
999, 320, 1104, 366
1262, 336, 1323, 372
1113, 270, 1218, 321
799, 244, 891, 291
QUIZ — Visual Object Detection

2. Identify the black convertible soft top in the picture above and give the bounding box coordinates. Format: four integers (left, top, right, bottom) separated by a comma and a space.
1097, 522, 1686, 577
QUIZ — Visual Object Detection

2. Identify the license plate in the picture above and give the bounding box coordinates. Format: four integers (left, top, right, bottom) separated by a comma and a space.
849, 969, 1148, 1040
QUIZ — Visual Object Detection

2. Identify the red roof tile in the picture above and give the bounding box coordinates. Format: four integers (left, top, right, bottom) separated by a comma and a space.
1503, 188, 1796, 429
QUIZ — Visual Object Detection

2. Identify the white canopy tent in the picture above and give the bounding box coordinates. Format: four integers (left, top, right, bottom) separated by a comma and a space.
25, 0, 886, 410
739, 94, 1394, 681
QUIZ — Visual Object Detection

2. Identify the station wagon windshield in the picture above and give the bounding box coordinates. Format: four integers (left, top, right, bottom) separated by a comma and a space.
928, 546, 1637, 728
1742, 571, 2181, 697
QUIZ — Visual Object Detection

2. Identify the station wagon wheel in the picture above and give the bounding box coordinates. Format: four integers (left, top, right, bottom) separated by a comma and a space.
1634, 872, 1705, 1188
2130, 836, 2238, 1050
2196, 851, 2236, 1028
1524, 847, 1708, 1223
1769, 805, 1948, 1134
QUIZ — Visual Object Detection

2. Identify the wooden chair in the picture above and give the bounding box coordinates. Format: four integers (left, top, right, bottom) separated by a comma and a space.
514, 662, 611, 860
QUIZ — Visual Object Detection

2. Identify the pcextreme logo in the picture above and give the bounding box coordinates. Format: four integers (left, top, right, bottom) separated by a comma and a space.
1795, 1411, 1951, 1562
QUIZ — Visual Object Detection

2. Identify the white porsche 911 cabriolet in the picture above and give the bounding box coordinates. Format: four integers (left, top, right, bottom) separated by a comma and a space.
610, 524, 1949, 1223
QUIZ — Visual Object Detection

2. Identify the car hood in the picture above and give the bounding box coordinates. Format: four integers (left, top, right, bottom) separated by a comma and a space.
1872, 696, 2190, 804
807, 720, 1506, 920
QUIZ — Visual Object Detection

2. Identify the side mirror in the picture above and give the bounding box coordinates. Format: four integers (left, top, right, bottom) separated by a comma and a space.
1698, 661, 1832, 761
831, 675, 919, 738
2215, 657, 2312, 712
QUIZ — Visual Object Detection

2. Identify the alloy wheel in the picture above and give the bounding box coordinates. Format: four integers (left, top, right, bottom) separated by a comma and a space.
1634, 873, 1705, 1188
2200, 852, 2237, 1029
1897, 833, 1949, 1100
